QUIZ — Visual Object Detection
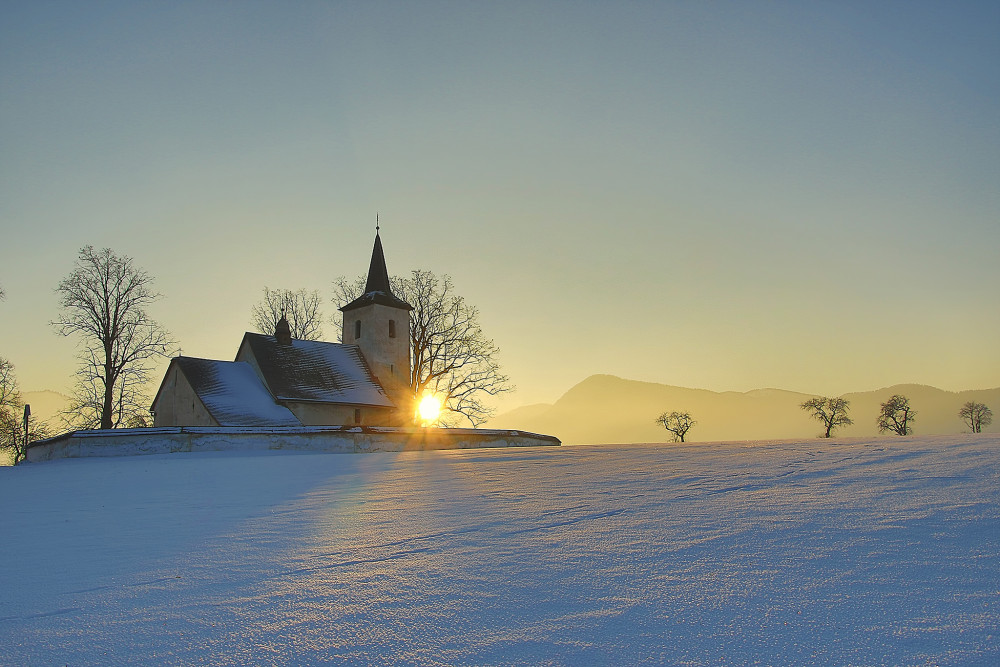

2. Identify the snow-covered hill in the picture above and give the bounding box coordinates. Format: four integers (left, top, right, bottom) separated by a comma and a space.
0, 435, 1000, 665
2, 435, 998, 665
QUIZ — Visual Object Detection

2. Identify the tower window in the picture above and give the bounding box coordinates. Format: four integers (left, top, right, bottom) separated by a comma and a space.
354, 408, 362, 424
389, 319, 396, 338
354, 320, 361, 340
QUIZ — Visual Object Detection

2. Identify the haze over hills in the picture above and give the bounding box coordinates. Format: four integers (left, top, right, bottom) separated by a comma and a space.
490, 375, 1000, 445
18, 381, 999, 447
21, 390, 71, 427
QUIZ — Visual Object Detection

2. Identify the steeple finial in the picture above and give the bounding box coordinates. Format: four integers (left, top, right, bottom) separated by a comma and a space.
376, 212, 380, 234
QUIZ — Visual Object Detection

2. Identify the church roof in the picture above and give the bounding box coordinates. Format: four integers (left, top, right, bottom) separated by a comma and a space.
340, 232, 412, 312
238, 333, 395, 408
161, 357, 302, 427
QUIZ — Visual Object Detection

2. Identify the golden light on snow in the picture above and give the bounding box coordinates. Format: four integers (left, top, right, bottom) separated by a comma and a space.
417, 394, 442, 425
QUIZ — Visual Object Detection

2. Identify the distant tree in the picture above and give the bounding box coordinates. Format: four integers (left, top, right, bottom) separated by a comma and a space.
800, 396, 853, 438
959, 401, 993, 433
52, 246, 173, 429
0, 357, 23, 460
876, 394, 916, 436
333, 270, 513, 427
655, 411, 696, 442
0, 358, 51, 464
0, 289, 12, 458
250, 287, 324, 341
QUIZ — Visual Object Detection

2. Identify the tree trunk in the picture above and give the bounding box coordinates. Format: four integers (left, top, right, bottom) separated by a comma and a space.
102, 355, 114, 429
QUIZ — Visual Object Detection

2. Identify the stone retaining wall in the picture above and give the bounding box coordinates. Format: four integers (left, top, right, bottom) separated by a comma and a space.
26, 426, 561, 462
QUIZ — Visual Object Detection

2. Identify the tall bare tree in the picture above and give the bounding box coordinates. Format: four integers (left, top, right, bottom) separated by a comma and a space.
250, 287, 324, 340
0, 358, 21, 418
959, 401, 993, 433
800, 396, 853, 438
2, 287, 51, 461
876, 394, 916, 436
53, 246, 173, 429
655, 411, 696, 442
0, 288, 14, 459
0, 357, 23, 461
333, 270, 513, 427
0, 358, 50, 464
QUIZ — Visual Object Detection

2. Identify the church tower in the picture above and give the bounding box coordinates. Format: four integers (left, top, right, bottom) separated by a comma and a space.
340, 229, 413, 420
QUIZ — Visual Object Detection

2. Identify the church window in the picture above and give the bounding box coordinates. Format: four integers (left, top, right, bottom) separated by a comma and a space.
355, 320, 361, 340
389, 319, 396, 338
354, 408, 362, 424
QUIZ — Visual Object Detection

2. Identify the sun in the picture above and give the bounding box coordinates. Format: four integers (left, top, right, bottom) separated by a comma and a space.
417, 394, 442, 425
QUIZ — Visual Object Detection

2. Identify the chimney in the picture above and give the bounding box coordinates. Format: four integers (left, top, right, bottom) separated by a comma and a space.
275, 314, 292, 345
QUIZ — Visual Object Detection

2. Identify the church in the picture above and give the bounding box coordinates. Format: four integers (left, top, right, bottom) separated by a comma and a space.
151, 231, 416, 428
29, 229, 561, 461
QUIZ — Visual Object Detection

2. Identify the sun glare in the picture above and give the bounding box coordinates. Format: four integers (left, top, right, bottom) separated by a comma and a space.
417, 394, 442, 425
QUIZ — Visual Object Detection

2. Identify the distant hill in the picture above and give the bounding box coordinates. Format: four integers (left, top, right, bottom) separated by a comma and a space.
21, 390, 71, 427
488, 375, 1000, 444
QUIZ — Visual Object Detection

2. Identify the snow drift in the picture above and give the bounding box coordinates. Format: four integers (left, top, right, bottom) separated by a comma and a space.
1, 434, 997, 665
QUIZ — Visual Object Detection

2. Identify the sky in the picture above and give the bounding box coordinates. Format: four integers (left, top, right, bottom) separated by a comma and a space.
1, 1, 998, 413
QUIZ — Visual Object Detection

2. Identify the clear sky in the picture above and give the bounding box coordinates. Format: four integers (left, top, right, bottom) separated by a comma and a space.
1, 1, 998, 413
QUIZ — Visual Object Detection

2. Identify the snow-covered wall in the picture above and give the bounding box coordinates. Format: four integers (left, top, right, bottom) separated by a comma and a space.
26, 426, 561, 462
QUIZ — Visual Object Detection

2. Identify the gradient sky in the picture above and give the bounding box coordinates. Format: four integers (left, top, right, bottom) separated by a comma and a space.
1, 1, 998, 414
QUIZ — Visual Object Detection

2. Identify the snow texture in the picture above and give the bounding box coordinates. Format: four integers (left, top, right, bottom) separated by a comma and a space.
1, 435, 998, 665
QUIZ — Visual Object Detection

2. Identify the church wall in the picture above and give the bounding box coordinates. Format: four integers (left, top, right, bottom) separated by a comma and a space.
152, 365, 219, 428
284, 402, 394, 427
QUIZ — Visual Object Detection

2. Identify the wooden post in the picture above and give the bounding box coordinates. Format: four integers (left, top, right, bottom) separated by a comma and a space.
23, 404, 30, 452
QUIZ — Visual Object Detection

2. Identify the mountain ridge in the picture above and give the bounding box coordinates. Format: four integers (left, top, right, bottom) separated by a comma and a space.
21, 390, 71, 425
489, 375, 1000, 444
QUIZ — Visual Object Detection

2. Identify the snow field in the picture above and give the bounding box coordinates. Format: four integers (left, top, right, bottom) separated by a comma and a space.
1, 435, 998, 665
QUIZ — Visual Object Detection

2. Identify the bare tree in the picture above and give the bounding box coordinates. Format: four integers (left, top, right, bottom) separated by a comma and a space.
876, 394, 916, 436
333, 270, 513, 427
53, 246, 173, 429
1, 359, 22, 416
250, 287, 324, 340
0, 357, 23, 461
0, 289, 13, 459
1, 290, 32, 462
959, 401, 993, 433
0, 358, 50, 464
655, 411, 696, 442
800, 396, 853, 438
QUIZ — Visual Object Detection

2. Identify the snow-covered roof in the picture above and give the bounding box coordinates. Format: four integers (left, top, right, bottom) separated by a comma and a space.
239, 333, 395, 408
170, 357, 301, 427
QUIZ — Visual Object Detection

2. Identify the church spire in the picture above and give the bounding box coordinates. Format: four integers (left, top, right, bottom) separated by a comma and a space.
340, 225, 413, 313
339, 221, 413, 422
363, 228, 393, 296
